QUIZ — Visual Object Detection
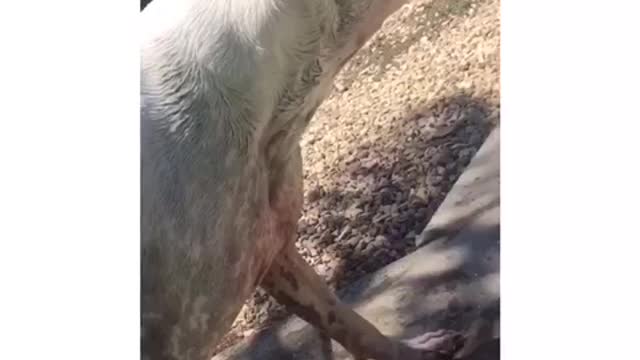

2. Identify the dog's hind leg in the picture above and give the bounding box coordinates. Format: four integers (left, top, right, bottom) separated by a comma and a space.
261, 242, 464, 360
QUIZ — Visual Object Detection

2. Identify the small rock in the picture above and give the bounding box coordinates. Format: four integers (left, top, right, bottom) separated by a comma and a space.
414, 185, 428, 202
374, 235, 386, 247
328, 258, 340, 269
363, 243, 375, 255
457, 79, 473, 90
316, 263, 328, 275
346, 237, 359, 247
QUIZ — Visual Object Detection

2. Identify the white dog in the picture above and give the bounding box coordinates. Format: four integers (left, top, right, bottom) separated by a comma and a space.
141, 1, 464, 359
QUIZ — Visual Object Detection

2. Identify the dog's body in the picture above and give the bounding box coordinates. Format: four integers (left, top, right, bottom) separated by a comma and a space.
141, 1, 462, 359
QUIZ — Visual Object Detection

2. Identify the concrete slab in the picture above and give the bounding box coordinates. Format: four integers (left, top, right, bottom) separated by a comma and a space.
213, 127, 500, 360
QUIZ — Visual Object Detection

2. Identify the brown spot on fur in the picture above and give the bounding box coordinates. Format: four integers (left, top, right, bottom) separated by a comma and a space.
261, 278, 274, 289
272, 291, 323, 330
279, 268, 299, 291
327, 311, 336, 325
333, 327, 349, 345
333, 326, 368, 359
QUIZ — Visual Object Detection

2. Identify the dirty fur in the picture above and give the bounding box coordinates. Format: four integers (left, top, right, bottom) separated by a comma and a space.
141, 1, 462, 359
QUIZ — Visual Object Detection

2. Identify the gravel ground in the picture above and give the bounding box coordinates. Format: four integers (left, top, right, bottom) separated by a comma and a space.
215, 0, 500, 353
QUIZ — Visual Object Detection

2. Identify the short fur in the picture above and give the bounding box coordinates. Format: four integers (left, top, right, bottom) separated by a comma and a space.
141, 1, 463, 359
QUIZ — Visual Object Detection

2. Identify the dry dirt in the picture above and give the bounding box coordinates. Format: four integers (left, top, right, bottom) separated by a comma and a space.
215, 0, 500, 353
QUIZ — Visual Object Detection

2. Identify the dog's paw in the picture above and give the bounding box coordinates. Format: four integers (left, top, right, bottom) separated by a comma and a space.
403, 329, 465, 360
